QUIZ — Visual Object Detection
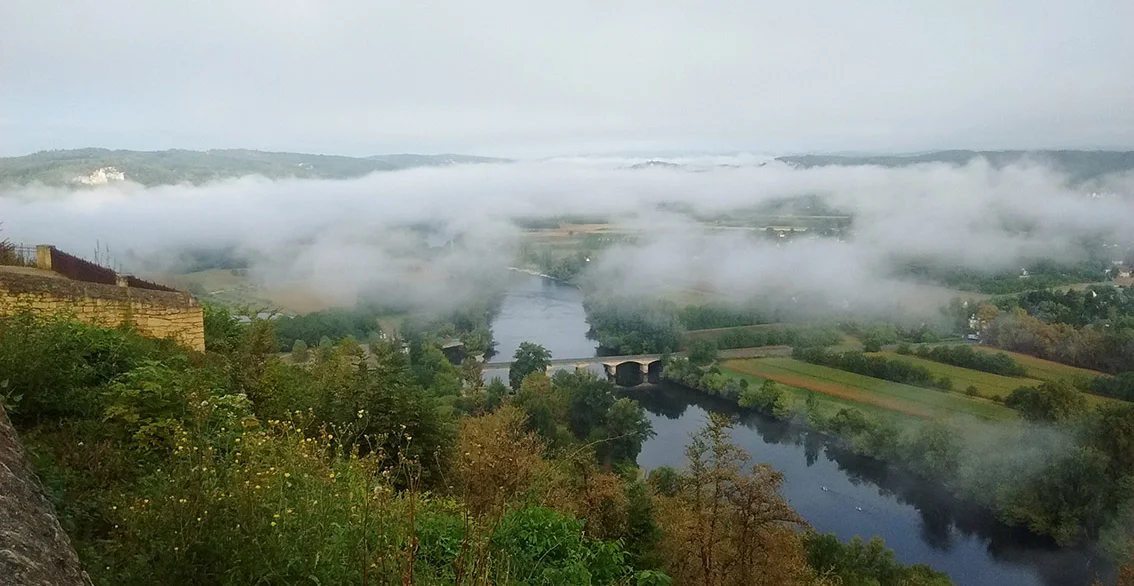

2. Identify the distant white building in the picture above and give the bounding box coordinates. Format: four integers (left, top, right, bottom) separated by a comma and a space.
74, 167, 126, 185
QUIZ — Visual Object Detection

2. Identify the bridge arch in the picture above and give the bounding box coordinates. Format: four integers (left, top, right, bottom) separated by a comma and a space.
603, 359, 663, 386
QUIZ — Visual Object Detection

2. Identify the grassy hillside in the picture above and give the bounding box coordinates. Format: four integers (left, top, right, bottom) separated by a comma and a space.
724, 357, 1017, 421
0, 148, 510, 186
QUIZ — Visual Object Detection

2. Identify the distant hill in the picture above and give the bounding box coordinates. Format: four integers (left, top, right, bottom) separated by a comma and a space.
775, 150, 1134, 183
628, 160, 684, 170
0, 148, 511, 187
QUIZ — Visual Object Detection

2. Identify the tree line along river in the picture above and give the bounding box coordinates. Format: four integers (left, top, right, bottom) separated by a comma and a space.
485, 275, 1099, 586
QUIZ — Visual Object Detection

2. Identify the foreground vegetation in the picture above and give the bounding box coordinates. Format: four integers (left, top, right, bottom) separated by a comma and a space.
0, 310, 964, 585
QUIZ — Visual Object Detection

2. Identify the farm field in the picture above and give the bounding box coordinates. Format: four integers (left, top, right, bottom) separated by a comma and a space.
965, 346, 1104, 383
872, 352, 1041, 399
721, 368, 901, 421
877, 351, 1118, 407
723, 357, 1017, 422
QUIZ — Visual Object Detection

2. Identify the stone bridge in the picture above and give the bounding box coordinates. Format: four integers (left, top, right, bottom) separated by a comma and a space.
484, 346, 792, 387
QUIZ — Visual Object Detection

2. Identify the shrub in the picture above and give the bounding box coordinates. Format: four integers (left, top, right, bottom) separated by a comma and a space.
1006, 381, 1088, 423
290, 339, 308, 363
491, 506, 634, 585
0, 312, 172, 422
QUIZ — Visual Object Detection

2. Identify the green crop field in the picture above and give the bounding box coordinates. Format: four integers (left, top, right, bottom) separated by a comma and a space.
721, 368, 901, 421
880, 349, 1119, 407
967, 346, 1104, 383
873, 352, 1040, 399
723, 357, 1018, 422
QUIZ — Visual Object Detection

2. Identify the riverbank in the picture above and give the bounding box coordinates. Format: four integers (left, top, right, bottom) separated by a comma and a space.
627, 382, 1104, 586
655, 361, 1114, 581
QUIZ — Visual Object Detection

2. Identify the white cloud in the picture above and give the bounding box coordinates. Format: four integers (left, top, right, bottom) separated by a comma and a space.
1, 0, 1132, 156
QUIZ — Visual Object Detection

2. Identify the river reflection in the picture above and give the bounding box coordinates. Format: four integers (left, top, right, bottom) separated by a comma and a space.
490, 273, 596, 361
629, 384, 1106, 586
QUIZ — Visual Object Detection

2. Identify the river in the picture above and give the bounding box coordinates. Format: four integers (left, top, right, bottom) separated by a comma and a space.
487, 275, 1102, 586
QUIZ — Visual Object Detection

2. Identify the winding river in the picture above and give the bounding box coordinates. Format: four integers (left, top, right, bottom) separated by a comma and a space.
487, 274, 1102, 586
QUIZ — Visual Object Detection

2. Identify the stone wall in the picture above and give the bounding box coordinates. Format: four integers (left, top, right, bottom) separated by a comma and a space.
0, 402, 92, 586
0, 271, 205, 352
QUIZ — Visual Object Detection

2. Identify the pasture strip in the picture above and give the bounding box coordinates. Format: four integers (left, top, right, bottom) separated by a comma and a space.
965, 346, 1103, 382
725, 362, 935, 419
725, 358, 1016, 421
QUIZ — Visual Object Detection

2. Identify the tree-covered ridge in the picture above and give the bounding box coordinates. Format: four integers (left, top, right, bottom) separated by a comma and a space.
0, 148, 510, 187
897, 258, 1112, 295
982, 305, 1134, 374
994, 286, 1134, 328
776, 150, 1134, 184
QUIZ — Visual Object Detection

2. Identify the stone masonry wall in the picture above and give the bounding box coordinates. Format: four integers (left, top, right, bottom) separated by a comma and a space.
0, 271, 205, 352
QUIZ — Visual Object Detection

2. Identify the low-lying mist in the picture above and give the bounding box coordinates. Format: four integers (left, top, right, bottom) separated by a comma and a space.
2, 157, 1132, 315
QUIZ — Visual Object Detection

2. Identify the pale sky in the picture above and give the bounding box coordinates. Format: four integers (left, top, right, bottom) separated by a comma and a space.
2, 0, 1132, 157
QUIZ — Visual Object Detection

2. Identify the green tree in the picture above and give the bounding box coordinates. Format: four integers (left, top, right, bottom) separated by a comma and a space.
803, 532, 953, 586
623, 480, 663, 569
317, 335, 334, 361
686, 338, 718, 367
202, 303, 242, 353
509, 342, 552, 391
1082, 403, 1134, 478
563, 371, 616, 439
515, 372, 560, 441
460, 356, 484, 391
1006, 380, 1088, 423
290, 339, 309, 363
860, 324, 898, 353
485, 377, 508, 410
739, 379, 783, 412
410, 342, 462, 397
596, 398, 655, 465
1004, 446, 1117, 545
647, 466, 681, 497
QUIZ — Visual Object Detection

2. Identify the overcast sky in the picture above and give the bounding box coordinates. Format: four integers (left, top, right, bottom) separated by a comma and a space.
2, 0, 1132, 157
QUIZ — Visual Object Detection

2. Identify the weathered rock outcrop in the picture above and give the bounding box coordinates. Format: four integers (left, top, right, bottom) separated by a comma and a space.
0, 404, 91, 586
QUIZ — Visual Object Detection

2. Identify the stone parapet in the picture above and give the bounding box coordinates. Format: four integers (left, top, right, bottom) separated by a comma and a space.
0, 271, 205, 352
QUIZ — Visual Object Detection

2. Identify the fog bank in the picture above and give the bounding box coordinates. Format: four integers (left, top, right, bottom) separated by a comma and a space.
2, 158, 1131, 313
